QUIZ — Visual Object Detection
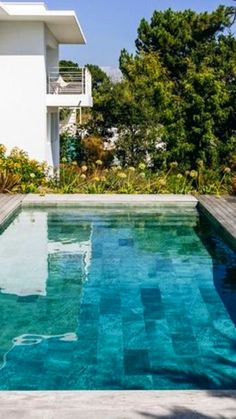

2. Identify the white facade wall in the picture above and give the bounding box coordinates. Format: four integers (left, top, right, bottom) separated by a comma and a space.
0, 22, 48, 161
0, 21, 61, 165
45, 26, 60, 167
0, 3, 92, 167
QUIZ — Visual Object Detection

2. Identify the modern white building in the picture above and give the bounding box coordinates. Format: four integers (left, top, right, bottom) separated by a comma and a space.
0, 2, 92, 167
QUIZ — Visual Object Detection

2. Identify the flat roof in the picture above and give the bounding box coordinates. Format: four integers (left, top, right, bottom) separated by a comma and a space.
0, 2, 86, 44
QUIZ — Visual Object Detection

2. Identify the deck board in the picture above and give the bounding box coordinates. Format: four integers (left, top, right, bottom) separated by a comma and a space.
0, 194, 24, 229
198, 195, 236, 245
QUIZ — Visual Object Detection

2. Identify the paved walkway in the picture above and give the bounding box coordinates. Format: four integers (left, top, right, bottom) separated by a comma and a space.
0, 390, 235, 418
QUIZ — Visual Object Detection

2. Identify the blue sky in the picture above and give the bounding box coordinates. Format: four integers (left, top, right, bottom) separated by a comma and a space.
10, 1, 235, 66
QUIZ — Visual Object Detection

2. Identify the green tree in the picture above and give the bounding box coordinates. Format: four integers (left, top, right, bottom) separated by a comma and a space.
119, 6, 236, 169
59, 60, 80, 71
86, 54, 174, 167
85, 64, 110, 91
134, 7, 234, 80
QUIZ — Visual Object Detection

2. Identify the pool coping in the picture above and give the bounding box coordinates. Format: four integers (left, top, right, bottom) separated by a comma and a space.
22, 193, 198, 206
0, 194, 198, 232
0, 390, 235, 418
2, 193, 235, 243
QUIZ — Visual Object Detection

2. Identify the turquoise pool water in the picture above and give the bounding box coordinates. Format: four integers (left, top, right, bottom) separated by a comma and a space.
0, 206, 235, 390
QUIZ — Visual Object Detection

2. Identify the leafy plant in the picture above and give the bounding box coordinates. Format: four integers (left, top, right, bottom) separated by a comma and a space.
48, 161, 234, 195
232, 177, 236, 195
0, 145, 48, 193
0, 169, 21, 193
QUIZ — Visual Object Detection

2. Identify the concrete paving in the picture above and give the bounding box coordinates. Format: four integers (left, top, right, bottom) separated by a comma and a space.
0, 391, 235, 418
22, 193, 198, 207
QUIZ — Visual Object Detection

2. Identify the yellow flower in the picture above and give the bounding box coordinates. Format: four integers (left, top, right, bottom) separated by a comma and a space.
223, 167, 231, 174
170, 161, 178, 169
138, 163, 146, 171
72, 161, 77, 166
128, 167, 135, 172
177, 173, 183, 179
158, 178, 166, 186
0, 144, 6, 155
30, 173, 36, 179
112, 165, 122, 172
81, 165, 88, 173
139, 172, 146, 178
197, 159, 204, 168
190, 170, 198, 178
117, 172, 127, 179
81, 174, 87, 180
95, 160, 103, 166
93, 176, 100, 182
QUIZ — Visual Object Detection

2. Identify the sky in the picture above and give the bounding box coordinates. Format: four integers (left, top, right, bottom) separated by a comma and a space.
7, 0, 235, 66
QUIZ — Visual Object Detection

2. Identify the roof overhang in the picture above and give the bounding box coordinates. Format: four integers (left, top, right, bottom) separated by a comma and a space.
0, 2, 86, 44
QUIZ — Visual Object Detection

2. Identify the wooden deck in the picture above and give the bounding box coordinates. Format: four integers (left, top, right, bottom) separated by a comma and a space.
0, 194, 24, 229
198, 195, 236, 246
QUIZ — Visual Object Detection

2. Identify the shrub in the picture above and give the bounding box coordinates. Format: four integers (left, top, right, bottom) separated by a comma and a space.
49, 161, 233, 195
81, 136, 114, 167
0, 145, 48, 193
60, 131, 84, 164
0, 144, 234, 195
0, 170, 21, 193
60, 132, 114, 168
232, 177, 236, 195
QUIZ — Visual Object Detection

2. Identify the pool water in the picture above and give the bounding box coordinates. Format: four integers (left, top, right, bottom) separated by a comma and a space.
0, 207, 235, 390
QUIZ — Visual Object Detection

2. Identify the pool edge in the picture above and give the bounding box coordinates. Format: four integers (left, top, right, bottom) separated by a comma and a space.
0, 390, 235, 418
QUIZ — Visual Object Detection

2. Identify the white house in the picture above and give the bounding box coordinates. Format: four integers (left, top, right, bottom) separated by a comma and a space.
0, 2, 92, 167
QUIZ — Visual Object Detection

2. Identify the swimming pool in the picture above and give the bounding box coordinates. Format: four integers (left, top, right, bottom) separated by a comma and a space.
0, 206, 235, 390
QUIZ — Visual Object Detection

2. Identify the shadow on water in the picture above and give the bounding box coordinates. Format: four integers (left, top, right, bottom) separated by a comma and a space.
194, 212, 236, 327
149, 363, 236, 390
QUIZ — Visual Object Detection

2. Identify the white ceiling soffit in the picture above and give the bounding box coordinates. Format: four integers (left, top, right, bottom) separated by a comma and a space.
0, 2, 86, 44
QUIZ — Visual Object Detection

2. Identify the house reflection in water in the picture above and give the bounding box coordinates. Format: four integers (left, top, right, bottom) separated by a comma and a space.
0, 209, 92, 365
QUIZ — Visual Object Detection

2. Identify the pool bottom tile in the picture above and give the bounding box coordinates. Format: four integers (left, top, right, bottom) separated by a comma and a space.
0, 207, 236, 390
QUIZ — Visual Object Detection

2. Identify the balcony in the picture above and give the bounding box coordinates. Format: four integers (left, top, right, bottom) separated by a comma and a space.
46, 67, 93, 108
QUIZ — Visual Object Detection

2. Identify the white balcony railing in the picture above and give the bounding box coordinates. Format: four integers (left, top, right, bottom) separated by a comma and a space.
47, 67, 92, 96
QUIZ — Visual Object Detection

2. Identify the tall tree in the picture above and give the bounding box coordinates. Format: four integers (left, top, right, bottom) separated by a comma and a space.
85, 64, 110, 91
134, 6, 234, 80
119, 6, 236, 169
